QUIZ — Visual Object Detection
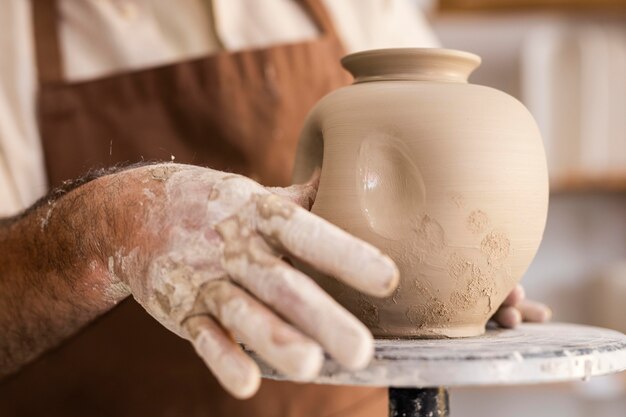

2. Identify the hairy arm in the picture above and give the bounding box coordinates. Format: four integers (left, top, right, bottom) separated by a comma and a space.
0, 163, 397, 398
0, 169, 132, 378
0, 162, 549, 397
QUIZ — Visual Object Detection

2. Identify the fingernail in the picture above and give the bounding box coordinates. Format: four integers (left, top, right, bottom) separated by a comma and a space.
338, 322, 374, 370
372, 256, 400, 297
279, 343, 324, 380
347, 333, 374, 370
231, 372, 261, 399
294, 347, 324, 380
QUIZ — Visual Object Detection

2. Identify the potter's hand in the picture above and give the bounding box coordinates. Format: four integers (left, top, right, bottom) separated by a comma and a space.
107, 164, 399, 398
491, 285, 552, 328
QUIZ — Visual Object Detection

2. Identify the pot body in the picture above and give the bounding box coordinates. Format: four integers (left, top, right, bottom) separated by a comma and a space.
293, 49, 549, 338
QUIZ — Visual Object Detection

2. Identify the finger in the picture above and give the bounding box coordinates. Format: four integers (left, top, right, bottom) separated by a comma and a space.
492, 306, 522, 328
267, 168, 320, 210
183, 315, 260, 399
198, 280, 324, 380
220, 235, 374, 370
518, 300, 552, 323
501, 284, 525, 307
254, 194, 399, 297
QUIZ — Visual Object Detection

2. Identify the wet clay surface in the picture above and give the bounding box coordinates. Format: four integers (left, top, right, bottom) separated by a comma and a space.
292, 48, 549, 337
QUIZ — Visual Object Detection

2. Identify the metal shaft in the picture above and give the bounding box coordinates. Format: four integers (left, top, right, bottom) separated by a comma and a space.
389, 387, 449, 417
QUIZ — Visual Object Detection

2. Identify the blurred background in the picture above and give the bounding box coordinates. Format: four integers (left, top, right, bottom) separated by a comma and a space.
411, 0, 626, 416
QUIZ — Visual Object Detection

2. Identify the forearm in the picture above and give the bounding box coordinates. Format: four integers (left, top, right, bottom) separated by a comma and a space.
0, 177, 131, 378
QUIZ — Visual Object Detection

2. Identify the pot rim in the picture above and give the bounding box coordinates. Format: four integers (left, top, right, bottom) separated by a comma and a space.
341, 48, 482, 83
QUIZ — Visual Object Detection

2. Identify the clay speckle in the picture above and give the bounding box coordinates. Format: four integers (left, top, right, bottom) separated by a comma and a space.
405, 300, 450, 328
143, 188, 156, 200
358, 297, 380, 328
412, 276, 436, 298
155, 290, 173, 315
449, 192, 465, 209
255, 194, 295, 220
448, 253, 478, 282
208, 188, 220, 200
391, 286, 401, 305
39, 201, 55, 231
149, 164, 180, 182
107, 256, 116, 279
413, 215, 445, 259
217, 217, 277, 268
448, 253, 493, 313
466, 210, 489, 234
481, 232, 511, 265
403, 275, 451, 328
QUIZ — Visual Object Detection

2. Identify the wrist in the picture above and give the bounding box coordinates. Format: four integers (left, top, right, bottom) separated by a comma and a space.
89, 165, 174, 296
18, 177, 132, 306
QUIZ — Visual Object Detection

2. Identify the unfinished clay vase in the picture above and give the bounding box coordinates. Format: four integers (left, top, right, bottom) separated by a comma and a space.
293, 48, 549, 338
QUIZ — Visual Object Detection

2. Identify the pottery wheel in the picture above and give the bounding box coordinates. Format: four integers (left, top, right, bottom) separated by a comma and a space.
244, 323, 626, 387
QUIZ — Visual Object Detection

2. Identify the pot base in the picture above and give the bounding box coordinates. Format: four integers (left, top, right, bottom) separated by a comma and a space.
372, 324, 486, 339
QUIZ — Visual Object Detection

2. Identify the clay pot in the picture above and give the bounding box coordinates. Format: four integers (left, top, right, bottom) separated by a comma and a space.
293, 48, 549, 338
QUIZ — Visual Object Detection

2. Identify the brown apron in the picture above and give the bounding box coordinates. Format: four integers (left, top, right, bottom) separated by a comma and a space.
0, 0, 387, 416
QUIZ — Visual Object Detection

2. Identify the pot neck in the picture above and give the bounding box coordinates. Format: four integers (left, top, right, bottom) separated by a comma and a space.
341, 48, 481, 84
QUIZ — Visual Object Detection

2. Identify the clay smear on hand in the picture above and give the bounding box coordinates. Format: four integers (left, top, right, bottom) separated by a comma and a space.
115, 164, 399, 397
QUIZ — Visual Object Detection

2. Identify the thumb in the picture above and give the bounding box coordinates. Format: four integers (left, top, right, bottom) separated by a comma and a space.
267, 168, 320, 211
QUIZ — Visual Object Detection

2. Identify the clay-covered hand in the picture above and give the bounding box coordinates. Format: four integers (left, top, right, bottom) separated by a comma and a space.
491, 285, 552, 328
105, 164, 399, 398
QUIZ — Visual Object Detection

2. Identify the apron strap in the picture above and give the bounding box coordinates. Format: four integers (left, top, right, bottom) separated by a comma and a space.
32, 0, 64, 84
298, 0, 341, 39
205, 0, 341, 50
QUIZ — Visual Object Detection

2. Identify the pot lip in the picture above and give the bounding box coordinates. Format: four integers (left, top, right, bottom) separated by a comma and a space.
342, 47, 481, 65
341, 48, 482, 83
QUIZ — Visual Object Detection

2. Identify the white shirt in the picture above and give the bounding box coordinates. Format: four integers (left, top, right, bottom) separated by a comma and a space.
0, 0, 438, 216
